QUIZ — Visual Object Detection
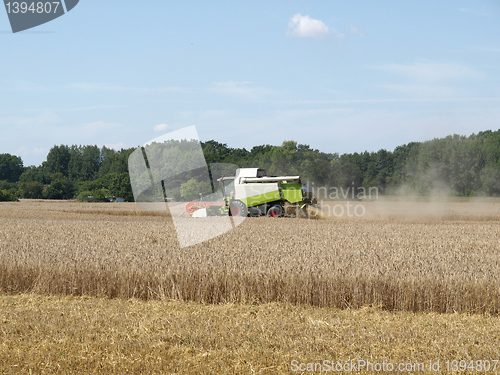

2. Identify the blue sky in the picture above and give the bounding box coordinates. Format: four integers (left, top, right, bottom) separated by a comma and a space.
1, 0, 500, 166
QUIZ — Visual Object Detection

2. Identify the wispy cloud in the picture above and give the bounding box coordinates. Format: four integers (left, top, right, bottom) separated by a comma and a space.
15, 146, 49, 161
458, 7, 491, 17
377, 84, 457, 99
70, 81, 276, 101
286, 13, 330, 38
280, 97, 500, 105
350, 24, 365, 37
0, 80, 49, 92
475, 46, 500, 53
33, 147, 48, 155
0, 111, 58, 126
57, 105, 123, 112
209, 81, 275, 100
276, 108, 355, 118
70, 83, 189, 93
332, 30, 346, 41
21, 105, 123, 113
82, 121, 118, 136
375, 61, 483, 83
153, 123, 169, 132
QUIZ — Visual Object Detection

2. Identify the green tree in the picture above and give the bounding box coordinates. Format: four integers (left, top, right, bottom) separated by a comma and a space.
44, 145, 71, 176
19, 166, 51, 184
202, 140, 232, 164
100, 172, 133, 201
97, 148, 133, 178
0, 153, 24, 182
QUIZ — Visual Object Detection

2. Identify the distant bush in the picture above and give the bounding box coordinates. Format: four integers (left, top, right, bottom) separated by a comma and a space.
19, 181, 44, 199
0, 189, 19, 202
0, 180, 19, 199
75, 188, 109, 202
43, 178, 75, 200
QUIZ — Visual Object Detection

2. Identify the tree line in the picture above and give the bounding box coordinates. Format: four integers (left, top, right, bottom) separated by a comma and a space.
1, 129, 500, 202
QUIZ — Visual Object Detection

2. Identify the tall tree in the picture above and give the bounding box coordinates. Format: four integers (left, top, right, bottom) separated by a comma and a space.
44, 145, 71, 177
0, 153, 24, 182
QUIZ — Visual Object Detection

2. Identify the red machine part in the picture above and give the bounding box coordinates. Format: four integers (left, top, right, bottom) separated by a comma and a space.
185, 202, 223, 215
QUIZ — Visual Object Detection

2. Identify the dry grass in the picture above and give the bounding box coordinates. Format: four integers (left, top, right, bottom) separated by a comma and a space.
1, 200, 500, 314
1, 294, 500, 374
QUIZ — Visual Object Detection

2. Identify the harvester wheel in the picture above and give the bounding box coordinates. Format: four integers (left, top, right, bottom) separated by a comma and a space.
229, 200, 247, 217
267, 204, 283, 218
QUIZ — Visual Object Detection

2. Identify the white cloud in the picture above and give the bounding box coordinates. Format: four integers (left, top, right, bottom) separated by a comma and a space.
286, 13, 329, 38
153, 123, 170, 132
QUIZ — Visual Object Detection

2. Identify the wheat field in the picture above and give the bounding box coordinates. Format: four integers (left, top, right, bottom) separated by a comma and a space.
1, 199, 499, 313
1, 199, 500, 373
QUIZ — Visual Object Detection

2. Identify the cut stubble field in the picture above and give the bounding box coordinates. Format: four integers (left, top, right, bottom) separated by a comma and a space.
1, 199, 500, 373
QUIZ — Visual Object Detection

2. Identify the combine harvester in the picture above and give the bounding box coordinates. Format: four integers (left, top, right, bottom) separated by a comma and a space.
186, 168, 317, 218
